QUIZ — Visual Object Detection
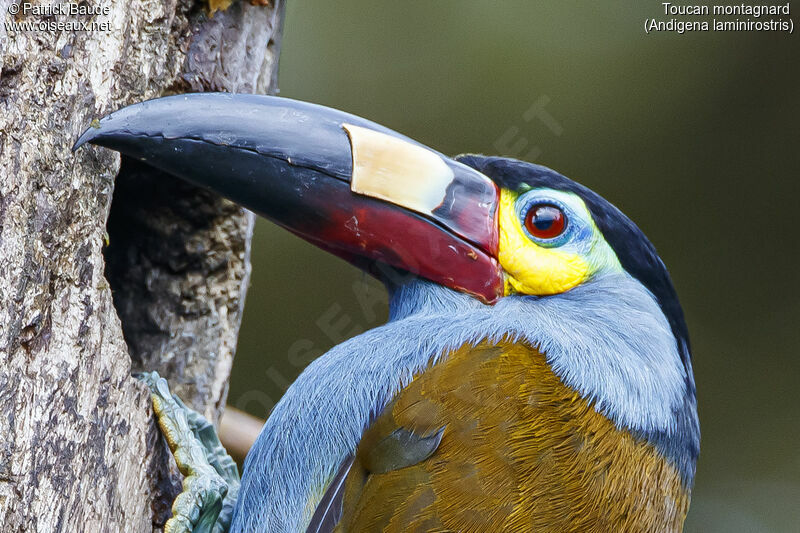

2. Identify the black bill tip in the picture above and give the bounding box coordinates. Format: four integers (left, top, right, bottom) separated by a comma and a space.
72, 120, 102, 152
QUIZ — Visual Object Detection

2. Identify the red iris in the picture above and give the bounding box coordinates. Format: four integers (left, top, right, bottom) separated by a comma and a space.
524, 204, 566, 240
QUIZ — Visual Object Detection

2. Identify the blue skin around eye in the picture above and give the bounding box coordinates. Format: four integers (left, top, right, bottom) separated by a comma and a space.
515, 192, 586, 250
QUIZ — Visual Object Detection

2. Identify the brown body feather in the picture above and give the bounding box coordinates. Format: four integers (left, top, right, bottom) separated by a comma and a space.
334, 341, 690, 532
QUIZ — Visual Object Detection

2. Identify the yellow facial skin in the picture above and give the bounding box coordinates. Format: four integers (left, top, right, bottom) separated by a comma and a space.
498, 189, 612, 296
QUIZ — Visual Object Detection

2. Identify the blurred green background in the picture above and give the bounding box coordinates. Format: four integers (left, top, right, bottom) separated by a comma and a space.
229, 2, 799, 531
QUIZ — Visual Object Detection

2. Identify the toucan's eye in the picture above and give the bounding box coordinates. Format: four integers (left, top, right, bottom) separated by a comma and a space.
524, 204, 567, 240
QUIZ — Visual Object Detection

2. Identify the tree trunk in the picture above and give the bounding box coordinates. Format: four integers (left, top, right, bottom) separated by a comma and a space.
0, 1, 283, 531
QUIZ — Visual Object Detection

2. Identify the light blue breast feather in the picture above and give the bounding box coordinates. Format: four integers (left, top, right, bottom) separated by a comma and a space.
231, 273, 699, 533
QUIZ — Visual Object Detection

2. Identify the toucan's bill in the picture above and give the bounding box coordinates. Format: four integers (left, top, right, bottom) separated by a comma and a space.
74, 94, 503, 303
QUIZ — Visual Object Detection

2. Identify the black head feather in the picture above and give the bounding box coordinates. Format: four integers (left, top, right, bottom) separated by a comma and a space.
456, 155, 694, 379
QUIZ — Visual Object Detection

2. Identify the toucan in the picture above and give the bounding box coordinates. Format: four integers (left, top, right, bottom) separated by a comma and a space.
75, 93, 699, 533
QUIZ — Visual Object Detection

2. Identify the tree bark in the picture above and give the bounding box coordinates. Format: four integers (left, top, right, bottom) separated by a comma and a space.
0, 1, 283, 531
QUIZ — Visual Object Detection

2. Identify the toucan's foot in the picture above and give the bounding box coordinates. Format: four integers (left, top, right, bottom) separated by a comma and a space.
137, 372, 241, 533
